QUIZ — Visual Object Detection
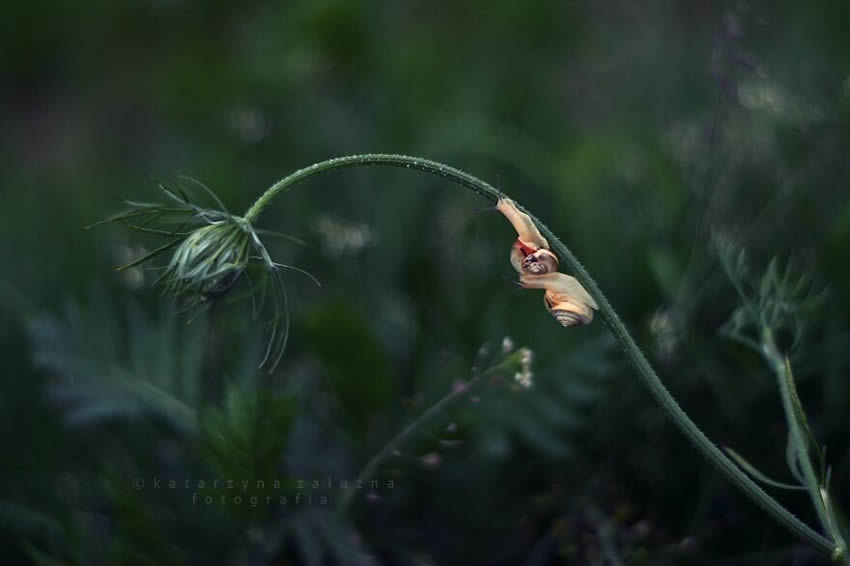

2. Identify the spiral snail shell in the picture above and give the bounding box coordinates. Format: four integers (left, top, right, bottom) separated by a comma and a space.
521, 248, 559, 275
497, 197, 597, 327
520, 272, 598, 326
544, 293, 595, 326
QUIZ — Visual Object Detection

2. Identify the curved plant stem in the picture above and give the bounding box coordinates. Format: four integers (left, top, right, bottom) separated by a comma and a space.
244, 154, 496, 224
250, 154, 836, 557
534, 219, 838, 558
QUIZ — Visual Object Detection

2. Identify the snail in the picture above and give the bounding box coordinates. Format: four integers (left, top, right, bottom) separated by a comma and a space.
498, 197, 558, 274
496, 197, 598, 327
520, 272, 598, 326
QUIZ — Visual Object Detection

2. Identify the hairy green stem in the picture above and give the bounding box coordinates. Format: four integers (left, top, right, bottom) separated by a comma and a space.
535, 219, 836, 557
251, 154, 835, 556
244, 154, 495, 224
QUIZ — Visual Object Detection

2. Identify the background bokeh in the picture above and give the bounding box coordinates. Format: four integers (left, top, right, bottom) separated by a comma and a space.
2, 1, 850, 564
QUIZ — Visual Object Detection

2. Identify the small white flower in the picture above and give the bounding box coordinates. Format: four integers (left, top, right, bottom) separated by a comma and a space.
518, 347, 533, 367
514, 370, 533, 389
513, 347, 534, 388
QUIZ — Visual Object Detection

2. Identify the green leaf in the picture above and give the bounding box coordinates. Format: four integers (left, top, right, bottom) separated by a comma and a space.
785, 427, 807, 486
199, 385, 296, 484
760, 256, 779, 308
781, 358, 826, 482
27, 296, 218, 433
724, 447, 806, 491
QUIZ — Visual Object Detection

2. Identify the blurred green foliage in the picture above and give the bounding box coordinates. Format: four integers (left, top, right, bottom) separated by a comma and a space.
3, 1, 850, 564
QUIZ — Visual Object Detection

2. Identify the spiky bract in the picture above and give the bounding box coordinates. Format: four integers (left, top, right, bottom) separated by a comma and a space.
89, 181, 301, 371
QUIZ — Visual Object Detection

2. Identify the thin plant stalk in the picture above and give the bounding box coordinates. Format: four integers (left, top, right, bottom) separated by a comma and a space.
763, 328, 847, 560
248, 154, 839, 559
335, 362, 507, 515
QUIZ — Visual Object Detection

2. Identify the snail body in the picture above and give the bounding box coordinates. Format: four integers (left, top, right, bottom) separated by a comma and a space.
497, 197, 597, 327
497, 197, 549, 251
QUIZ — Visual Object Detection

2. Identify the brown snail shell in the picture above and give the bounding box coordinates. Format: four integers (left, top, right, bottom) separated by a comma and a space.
520, 272, 598, 327
521, 248, 558, 275
544, 292, 594, 326
510, 241, 559, 275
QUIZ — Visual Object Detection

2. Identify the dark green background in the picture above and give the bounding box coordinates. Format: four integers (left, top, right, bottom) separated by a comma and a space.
2, 1, 850, 564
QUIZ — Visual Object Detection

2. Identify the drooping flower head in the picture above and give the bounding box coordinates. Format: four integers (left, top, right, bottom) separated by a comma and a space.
90, 180, 315, 371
